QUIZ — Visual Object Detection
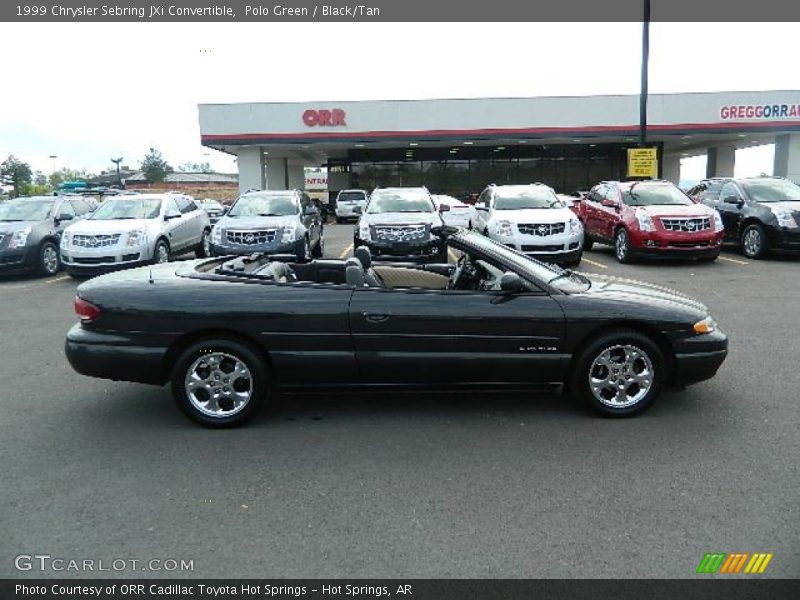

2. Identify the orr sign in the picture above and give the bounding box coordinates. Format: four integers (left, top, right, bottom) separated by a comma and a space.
303, 108, 347, 127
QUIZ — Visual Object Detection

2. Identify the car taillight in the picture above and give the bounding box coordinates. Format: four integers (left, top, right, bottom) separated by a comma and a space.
74, 296, 101, 322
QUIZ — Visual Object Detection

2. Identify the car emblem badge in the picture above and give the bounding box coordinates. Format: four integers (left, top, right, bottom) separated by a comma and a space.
538, 224, 549, 235
245, 233, 255, 243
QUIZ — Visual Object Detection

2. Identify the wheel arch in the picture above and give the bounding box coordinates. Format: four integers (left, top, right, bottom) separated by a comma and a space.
161, 328, 275, 386
569, 320, 677, 386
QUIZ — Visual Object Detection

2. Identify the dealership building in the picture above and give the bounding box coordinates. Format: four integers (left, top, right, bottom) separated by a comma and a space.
198, 90, 800, 198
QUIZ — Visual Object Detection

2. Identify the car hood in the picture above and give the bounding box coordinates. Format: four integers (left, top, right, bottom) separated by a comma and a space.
362, 212, 441, 226
765, 201, 800, 212
580, 274, 708, 315
66, 218, 154, 234
0, 219, 44, 233
492, 208, 573, 223
216, 215, 297, 229
636, 204, 714, 217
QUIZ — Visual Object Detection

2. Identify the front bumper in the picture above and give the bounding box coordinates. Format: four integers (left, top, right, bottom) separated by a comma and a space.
209, 239, 301, 257
630, 230, 724, 257
65, 324, 168, 385
0, 247, 37, 274
767, 227, 800, 254
493, 231, 583, 262
335, 204, 364, 219
356, 237, 445, 262
61, 243, 151, 272
671, 330, 729, 387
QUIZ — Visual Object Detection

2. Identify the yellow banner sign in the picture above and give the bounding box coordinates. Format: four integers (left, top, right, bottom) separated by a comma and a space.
627, 148, 659, 178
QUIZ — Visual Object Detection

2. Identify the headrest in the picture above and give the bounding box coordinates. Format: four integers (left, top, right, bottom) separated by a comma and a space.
354, 246, 372, 269
345, 262, 365, 287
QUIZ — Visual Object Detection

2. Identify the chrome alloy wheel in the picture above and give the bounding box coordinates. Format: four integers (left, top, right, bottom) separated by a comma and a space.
743, 227, 761, 257
588, 344, 654, 409
42, 245, 59, 274
615, 230, 628, 261
202, 231, 211, 256
156, 242, 170, 263
184, 352, 253, 417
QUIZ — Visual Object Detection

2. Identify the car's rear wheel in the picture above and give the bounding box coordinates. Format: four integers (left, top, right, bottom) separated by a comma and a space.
583, 234, 594, 251
153, 239, 170, 264
740, 223, 768, 259
312, 232, 324, 258
38, 241, 61, 277
569, 329, 664, 417
196, 229, 211, 258
171, 339, 268, 427
614, 228, 633, 263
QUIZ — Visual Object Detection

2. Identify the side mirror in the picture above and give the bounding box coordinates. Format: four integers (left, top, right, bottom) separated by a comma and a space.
601, 198, 619, 208
438, 204, 451, 213
499, 271, 526, 294
723, 195, 743, 207
56, 213, 74, 222
164, 211, 181, 220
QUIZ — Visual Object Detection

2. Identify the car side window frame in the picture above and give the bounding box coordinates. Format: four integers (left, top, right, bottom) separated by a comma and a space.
57, 199, 76, 217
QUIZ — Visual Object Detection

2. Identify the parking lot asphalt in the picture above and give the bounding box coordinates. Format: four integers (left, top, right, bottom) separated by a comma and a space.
1, 223, 798, 579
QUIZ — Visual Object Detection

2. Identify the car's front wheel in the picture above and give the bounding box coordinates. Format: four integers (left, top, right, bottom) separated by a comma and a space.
312, 232, 324, 258
583, 234, 594, 251
153, 239, 170, 264
740, 223, 769, 259
196, 229, 211, 258
171, 339, 268, 427
614, 228, 633, 263
38, 241, 61, 277
296, 236, 311, 262
569, 329, 664, 417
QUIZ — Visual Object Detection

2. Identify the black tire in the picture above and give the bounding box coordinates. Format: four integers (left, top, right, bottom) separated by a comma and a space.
569, 329, 664, 418
312, 232, 324, 258
171, 338, 268, 428
295, 236, 311, 262
583, 235, 594, 251
195, 229, 211, 258
740, 223, 769, 259
335, 217, 343, 224
38, 241, 61, 277
614, 228, 633, 264
565, 252, 582, 268
152, 239, 170, 265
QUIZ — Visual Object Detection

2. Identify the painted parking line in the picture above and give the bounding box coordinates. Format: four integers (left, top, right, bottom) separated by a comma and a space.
718, 255, 749, 266
338, 242, 354, 259
582, 257, 609, 269
43, 275, 71, 284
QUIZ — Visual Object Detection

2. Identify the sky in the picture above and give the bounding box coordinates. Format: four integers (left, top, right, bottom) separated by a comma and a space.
1, 22, 798, 181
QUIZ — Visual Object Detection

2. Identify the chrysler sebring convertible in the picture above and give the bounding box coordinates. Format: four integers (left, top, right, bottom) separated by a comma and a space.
65, 228, 728, 427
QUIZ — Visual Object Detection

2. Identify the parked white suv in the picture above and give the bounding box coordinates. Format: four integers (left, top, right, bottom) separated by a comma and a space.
334, 189, 368, 223
61, 193, 211, 277
474, 183, 584, 266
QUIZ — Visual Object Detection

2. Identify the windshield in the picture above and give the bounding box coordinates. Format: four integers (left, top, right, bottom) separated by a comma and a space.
0, 199, 54, 221
367, 190, 434, 214
90, 198, 162, 220
458, 231, 590, 293
741, 179, 800, 203
202, 200, 223, 209
228, 194, 299, 217
338, 191, 366, 202
622, 184, 693, 207
494, 188, 562, 210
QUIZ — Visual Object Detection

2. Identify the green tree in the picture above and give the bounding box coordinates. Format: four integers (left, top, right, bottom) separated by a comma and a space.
141, 147, 170, 183
0, 155, 33, 197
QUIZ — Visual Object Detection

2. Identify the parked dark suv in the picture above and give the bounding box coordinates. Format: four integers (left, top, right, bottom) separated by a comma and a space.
0, 195, 93, 276
710, 177, 800, 259
687, 178, 732, 205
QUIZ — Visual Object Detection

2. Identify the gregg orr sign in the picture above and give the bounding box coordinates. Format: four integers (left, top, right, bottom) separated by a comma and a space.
721, 103, 800, 120
303, 109, 347, 127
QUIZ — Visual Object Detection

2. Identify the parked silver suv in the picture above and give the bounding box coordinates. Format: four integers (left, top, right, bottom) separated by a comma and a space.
61, 193, 211, 277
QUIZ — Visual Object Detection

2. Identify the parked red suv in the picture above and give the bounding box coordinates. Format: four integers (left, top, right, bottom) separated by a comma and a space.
576, 180, 725, 263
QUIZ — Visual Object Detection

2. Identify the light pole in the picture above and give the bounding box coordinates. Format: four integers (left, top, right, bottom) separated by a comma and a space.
49, 155, 58, 174
111, 157, 123, 188
639, 0, 650, 148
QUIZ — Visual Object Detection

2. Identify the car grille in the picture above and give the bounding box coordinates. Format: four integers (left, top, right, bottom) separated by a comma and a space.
660, 217, 711, 232
517, 223, 566, 236
226, 229, 277, 245
668, 241, 710, 248
373, 224, 428, 242
522, 244, 564, 253
72, 233, 122, 248
73, 256, 115, 264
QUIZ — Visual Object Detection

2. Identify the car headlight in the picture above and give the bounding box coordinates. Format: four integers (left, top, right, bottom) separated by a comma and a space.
636, 211, 655, 232
211, 225, 221, 244
711, 210, 724, 232
568, 217, 583, 235
60, 232, 71, 249
124, 228, 147, 247
358, 221, 371, 241
8, 227, 31, 249
771, 208, 798, 228
494, 220, 513, 237
693, 315, 718, 334
281, 224, 297, 244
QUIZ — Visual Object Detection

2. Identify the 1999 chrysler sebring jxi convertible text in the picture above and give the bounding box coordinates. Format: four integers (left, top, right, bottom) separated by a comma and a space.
65, 228, 728, 427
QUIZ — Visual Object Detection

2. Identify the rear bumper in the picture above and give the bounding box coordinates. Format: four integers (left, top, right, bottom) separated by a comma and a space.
65, 324, 167, 385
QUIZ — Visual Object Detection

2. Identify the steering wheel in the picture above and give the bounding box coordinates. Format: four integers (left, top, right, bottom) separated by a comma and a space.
448, 253, 468, 290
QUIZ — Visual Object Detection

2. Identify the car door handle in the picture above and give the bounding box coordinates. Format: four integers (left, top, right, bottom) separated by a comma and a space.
362, 312, 391, 323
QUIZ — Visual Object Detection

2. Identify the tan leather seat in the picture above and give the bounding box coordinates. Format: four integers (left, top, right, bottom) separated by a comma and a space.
373, 266, 449, 290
